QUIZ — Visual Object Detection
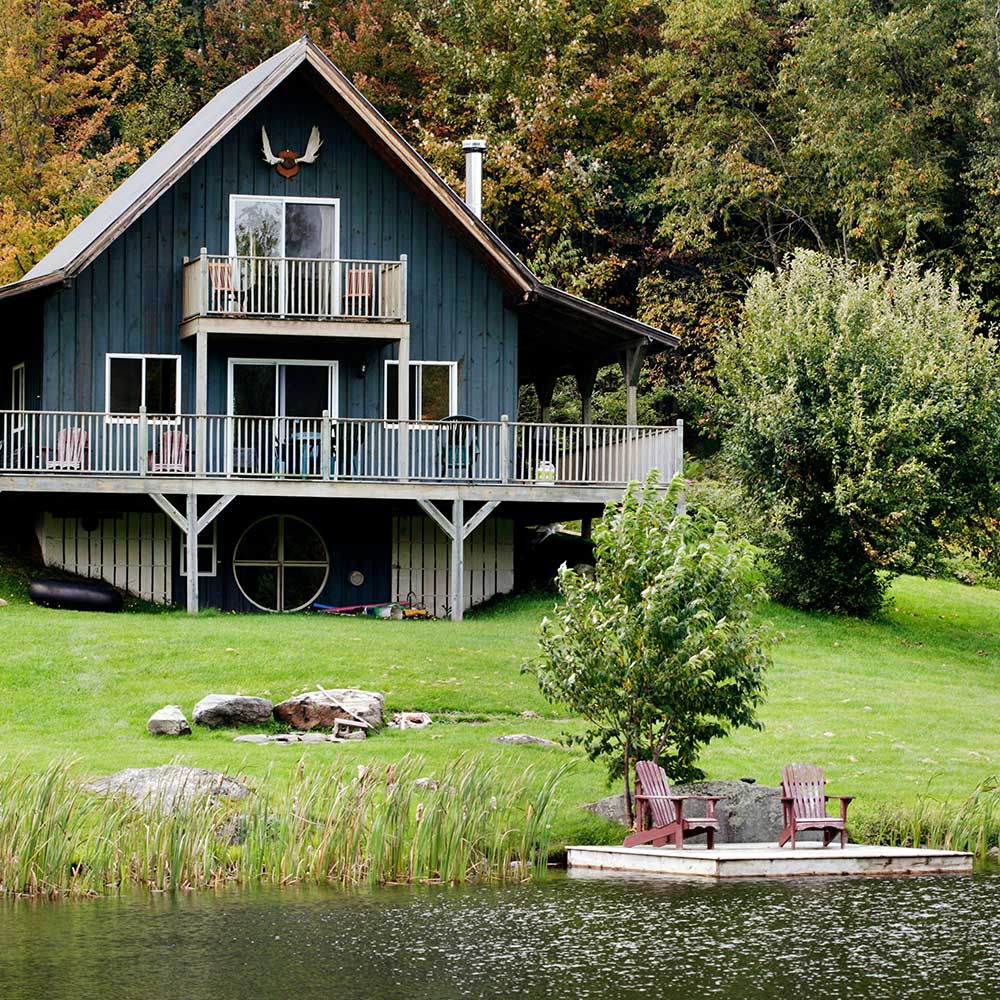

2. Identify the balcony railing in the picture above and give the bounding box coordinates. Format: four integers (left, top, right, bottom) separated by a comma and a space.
181, 251, 407, 322
0, 411, 682, 488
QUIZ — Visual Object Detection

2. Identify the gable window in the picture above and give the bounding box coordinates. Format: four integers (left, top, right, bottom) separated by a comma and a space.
385, 361, 458, 421
106, 354, 181, 418
10, 363, 25, 431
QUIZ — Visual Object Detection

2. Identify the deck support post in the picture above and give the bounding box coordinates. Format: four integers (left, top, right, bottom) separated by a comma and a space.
450, 498, 464, 621
397, 333, 410, 481
416, 498, 501, 621
195, 330, 208, 477
185, 494, 199, 614
149, 492, 235, 613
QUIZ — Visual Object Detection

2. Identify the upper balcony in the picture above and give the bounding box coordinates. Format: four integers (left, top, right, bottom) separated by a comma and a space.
180, 251, 408, 340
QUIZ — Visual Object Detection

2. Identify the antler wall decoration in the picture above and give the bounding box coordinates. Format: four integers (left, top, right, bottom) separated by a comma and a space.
261, 126, 323, 179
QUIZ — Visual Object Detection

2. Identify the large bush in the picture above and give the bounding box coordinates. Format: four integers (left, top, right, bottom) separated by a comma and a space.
716, 250, 1000, 616
525, 475, 773, 824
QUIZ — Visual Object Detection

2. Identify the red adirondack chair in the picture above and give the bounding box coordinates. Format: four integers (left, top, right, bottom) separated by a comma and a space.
47, 426, 88, 470
344, 266, 375, 316
779, 763, 854, 848
208, 259, 241, 313
623, 760, 724, 849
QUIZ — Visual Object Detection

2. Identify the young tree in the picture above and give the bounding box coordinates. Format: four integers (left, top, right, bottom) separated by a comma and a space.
526, 475, 772, 825
716, 249, 1000, 616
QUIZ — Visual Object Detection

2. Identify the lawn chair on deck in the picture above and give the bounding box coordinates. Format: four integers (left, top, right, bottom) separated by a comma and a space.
344, 266, 375, 317
208, 258, 240, 313
779, 763, 854, 848
624, 760, 724, 849
150, 428, 188, 473
47, 426, 88, 470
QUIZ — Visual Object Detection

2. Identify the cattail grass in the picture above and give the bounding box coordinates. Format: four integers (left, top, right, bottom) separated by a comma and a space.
852, 775, 1000, 861
0, 755, 569, 898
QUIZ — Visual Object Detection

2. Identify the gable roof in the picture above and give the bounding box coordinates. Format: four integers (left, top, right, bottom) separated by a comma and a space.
0, 37, 676, 352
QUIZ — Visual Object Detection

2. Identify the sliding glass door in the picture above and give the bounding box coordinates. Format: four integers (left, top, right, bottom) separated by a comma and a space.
229, 196, 340, 316
228, 360, 338, 476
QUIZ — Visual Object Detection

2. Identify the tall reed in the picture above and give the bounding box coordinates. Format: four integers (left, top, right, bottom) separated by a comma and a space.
0, 755, 568, 898
853, 775, 1000, 860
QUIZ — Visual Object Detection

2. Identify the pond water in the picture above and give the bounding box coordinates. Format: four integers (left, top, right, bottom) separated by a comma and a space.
1, 870, 997, 1000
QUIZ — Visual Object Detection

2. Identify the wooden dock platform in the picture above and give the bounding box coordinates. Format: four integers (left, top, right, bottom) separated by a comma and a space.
565, 842, 974, 879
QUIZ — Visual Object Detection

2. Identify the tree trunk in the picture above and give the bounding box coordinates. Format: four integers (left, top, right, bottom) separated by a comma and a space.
623, 737, 634, 828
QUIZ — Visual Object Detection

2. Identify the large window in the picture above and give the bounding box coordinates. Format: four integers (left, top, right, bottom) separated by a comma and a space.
105, 354, 181, 417
233, 515, 329, 612
385, 361, 458, 421
229, 196, 339, 260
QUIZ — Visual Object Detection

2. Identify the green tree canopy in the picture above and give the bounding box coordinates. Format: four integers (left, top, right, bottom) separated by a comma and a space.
716, 249, 1000, 616
526, 475, 772, 822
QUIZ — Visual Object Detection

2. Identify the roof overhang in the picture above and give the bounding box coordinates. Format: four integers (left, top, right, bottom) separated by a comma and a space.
517, 284, 677, 383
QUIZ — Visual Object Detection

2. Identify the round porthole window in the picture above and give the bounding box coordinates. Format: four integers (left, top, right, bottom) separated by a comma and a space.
233, 515, 329, 612
349, 570, 365, 587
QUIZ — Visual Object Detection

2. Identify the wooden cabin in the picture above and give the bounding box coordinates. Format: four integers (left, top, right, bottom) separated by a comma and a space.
0, 37, 680, 619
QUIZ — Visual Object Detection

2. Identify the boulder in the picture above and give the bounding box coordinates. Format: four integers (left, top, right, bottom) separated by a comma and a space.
84, 765, 250, 810
273, 688, 384, 731
584, 779, 813, 844
193, 694, 273, 728
390, 711, 432, 729
492, 734, 561, 748
233, 734, 270, 744
147, 705, 191, 736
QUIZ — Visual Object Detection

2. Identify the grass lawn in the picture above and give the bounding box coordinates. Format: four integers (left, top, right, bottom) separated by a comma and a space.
1, 569, 998, 847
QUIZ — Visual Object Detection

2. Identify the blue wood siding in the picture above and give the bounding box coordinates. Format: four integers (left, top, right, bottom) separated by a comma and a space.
39, 68, 519, 420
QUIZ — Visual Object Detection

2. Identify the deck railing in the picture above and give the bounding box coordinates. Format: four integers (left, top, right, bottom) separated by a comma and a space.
181, 251, 407, 322
0, 410, 682, 487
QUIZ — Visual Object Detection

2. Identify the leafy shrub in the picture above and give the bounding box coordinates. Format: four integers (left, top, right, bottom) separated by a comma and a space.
716, 250, 1000, 616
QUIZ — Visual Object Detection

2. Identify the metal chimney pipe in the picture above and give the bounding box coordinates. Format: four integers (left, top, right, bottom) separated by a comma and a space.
462, 138, 487, 219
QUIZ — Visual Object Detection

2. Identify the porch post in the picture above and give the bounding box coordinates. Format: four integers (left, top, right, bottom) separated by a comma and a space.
195, 330, 208, 476
576, 364, 598, 540
620, 344, 645, 427
185, 494, 199, 614
450, 497, 464, 621
535, 375, 555, 424
397, 333, 410, 480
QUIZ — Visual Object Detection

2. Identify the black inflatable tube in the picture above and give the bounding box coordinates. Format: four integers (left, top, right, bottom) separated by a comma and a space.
29, 579, 124, 613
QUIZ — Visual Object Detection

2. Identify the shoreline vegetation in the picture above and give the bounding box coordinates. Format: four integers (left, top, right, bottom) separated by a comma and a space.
0, 756, 563, 898
1, 559, 999, 896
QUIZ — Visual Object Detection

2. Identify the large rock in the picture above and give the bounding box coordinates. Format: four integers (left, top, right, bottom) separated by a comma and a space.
193, 694, 273, 728
273, 688, 384, 731
492, 734, 561, 748
147, 705, 191, 736
84, 765, 250, 810
584, 779, 810, 844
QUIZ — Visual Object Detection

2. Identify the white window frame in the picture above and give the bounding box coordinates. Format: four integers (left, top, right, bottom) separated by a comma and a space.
179, 521, 218, 578
228, 195, 341, 317
10, 362, 25, 432
226, 358, 340, 418
104, 353, 182, 423
228, 194, 341, 260
383, 360, 459, 421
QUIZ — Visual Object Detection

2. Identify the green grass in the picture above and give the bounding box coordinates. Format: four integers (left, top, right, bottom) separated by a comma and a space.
1, 567, 998, 850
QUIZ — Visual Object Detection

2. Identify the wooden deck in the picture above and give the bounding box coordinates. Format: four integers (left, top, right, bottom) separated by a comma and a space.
565, 842, 974, 879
